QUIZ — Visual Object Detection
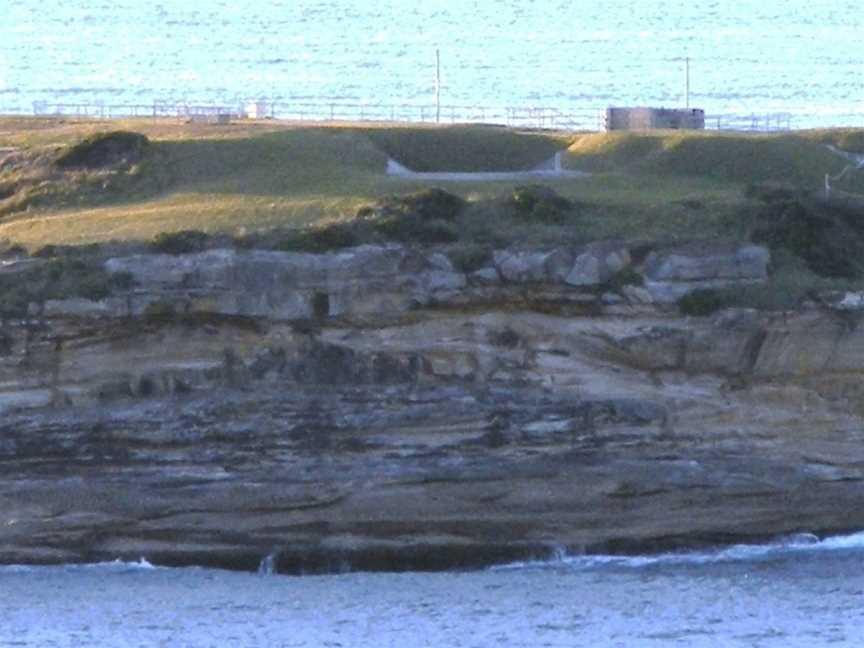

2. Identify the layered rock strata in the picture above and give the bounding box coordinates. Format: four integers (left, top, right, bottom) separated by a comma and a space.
3, 242, 864, 573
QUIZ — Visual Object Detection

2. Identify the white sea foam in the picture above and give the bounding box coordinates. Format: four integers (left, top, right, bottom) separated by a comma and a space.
0, 557, 157, 573
492, 530, 864, 572
77, 557, 157, 571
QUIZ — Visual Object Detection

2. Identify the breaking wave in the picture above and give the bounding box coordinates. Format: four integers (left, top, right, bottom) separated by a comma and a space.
0, 557, 157, 573
493, 531, 864, 571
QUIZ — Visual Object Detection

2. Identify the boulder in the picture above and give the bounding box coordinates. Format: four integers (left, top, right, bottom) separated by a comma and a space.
565, 242, 631, 287
621, 285, 654, 305
494, 249, 573, 283
817, 291, 864, 312
470, 267, 501, 284
642, 243, 770, 303
644, 243, 769, 282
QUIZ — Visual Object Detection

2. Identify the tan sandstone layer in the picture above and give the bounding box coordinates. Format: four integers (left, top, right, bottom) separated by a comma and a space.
2, 242, 864, 573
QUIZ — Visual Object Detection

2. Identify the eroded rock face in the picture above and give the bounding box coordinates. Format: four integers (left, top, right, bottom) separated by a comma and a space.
90, 242, 768, 323
102, 245, 467, 321
643, 242, 770, 302
4, 242, 864, 574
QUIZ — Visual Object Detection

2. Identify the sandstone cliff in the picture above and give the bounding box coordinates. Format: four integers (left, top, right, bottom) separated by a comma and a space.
2, 241, 864, 573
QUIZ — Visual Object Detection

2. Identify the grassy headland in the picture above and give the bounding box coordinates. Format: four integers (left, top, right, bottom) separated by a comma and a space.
1, 116, 864, 310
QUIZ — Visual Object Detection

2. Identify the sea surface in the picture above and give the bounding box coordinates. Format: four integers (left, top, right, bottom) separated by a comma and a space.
3, 532, 864, 647
1, 0, 863, 127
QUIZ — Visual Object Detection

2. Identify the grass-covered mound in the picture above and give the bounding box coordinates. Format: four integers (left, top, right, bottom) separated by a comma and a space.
0, 125, 389, 234
54, 131, 150, 169
566, 131, 855, 189
363, 125, 570, 172
0, 137, 167, 219
563, 132, 666, 173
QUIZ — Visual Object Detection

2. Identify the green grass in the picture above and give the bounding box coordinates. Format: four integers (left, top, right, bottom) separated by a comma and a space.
361, 125, 570, 172
798, 128, 864, 153
0, 117, 862, 258
566, 130, 857, 189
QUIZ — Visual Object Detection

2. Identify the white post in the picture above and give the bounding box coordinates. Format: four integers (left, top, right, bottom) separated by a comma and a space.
685, 57, 690, 110
435, 49, 441, 124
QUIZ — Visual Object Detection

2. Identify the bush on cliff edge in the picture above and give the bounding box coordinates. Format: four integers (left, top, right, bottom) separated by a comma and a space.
748, 183, 864, 279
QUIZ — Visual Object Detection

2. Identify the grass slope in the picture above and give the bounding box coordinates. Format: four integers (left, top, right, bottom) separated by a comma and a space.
363, 125, 570, 172
0, 117, 862, 258
566, 130, 857, 189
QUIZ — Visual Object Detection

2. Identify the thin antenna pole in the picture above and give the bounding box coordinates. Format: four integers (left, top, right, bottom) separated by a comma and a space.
685, 57, 690, 110
435, 49, 441, 123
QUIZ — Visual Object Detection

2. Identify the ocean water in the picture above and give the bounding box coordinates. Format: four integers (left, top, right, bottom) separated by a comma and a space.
1, 0, 863, 127
3, 533, 864, 647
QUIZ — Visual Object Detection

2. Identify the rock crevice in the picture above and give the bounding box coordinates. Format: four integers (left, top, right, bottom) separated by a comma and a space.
3, 242, 864, 572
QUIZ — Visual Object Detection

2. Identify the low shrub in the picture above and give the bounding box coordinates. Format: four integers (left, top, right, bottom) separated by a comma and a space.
744, 181, 800, 203
602, 267, 644, 292
0, 242, 27, 259
151, 230, 210, 255
510, 184, 575, 223
274, 222, 364, 253
406, 188, 466, 221
32, 245, 58, 258
40, 258, 127, 301
372, 216, 458, 244
0, 256, 135, 319
447, 243, 493, 272
677, 288, 731, 316
367, 188, 466, 221
748, 190, 864, 279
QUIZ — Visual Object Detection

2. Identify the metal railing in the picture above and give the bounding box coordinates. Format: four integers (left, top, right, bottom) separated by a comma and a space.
706, 112, 793, 131
24, 100, 611, 131
31, 101, 239, 120
19, 99, 861, 132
